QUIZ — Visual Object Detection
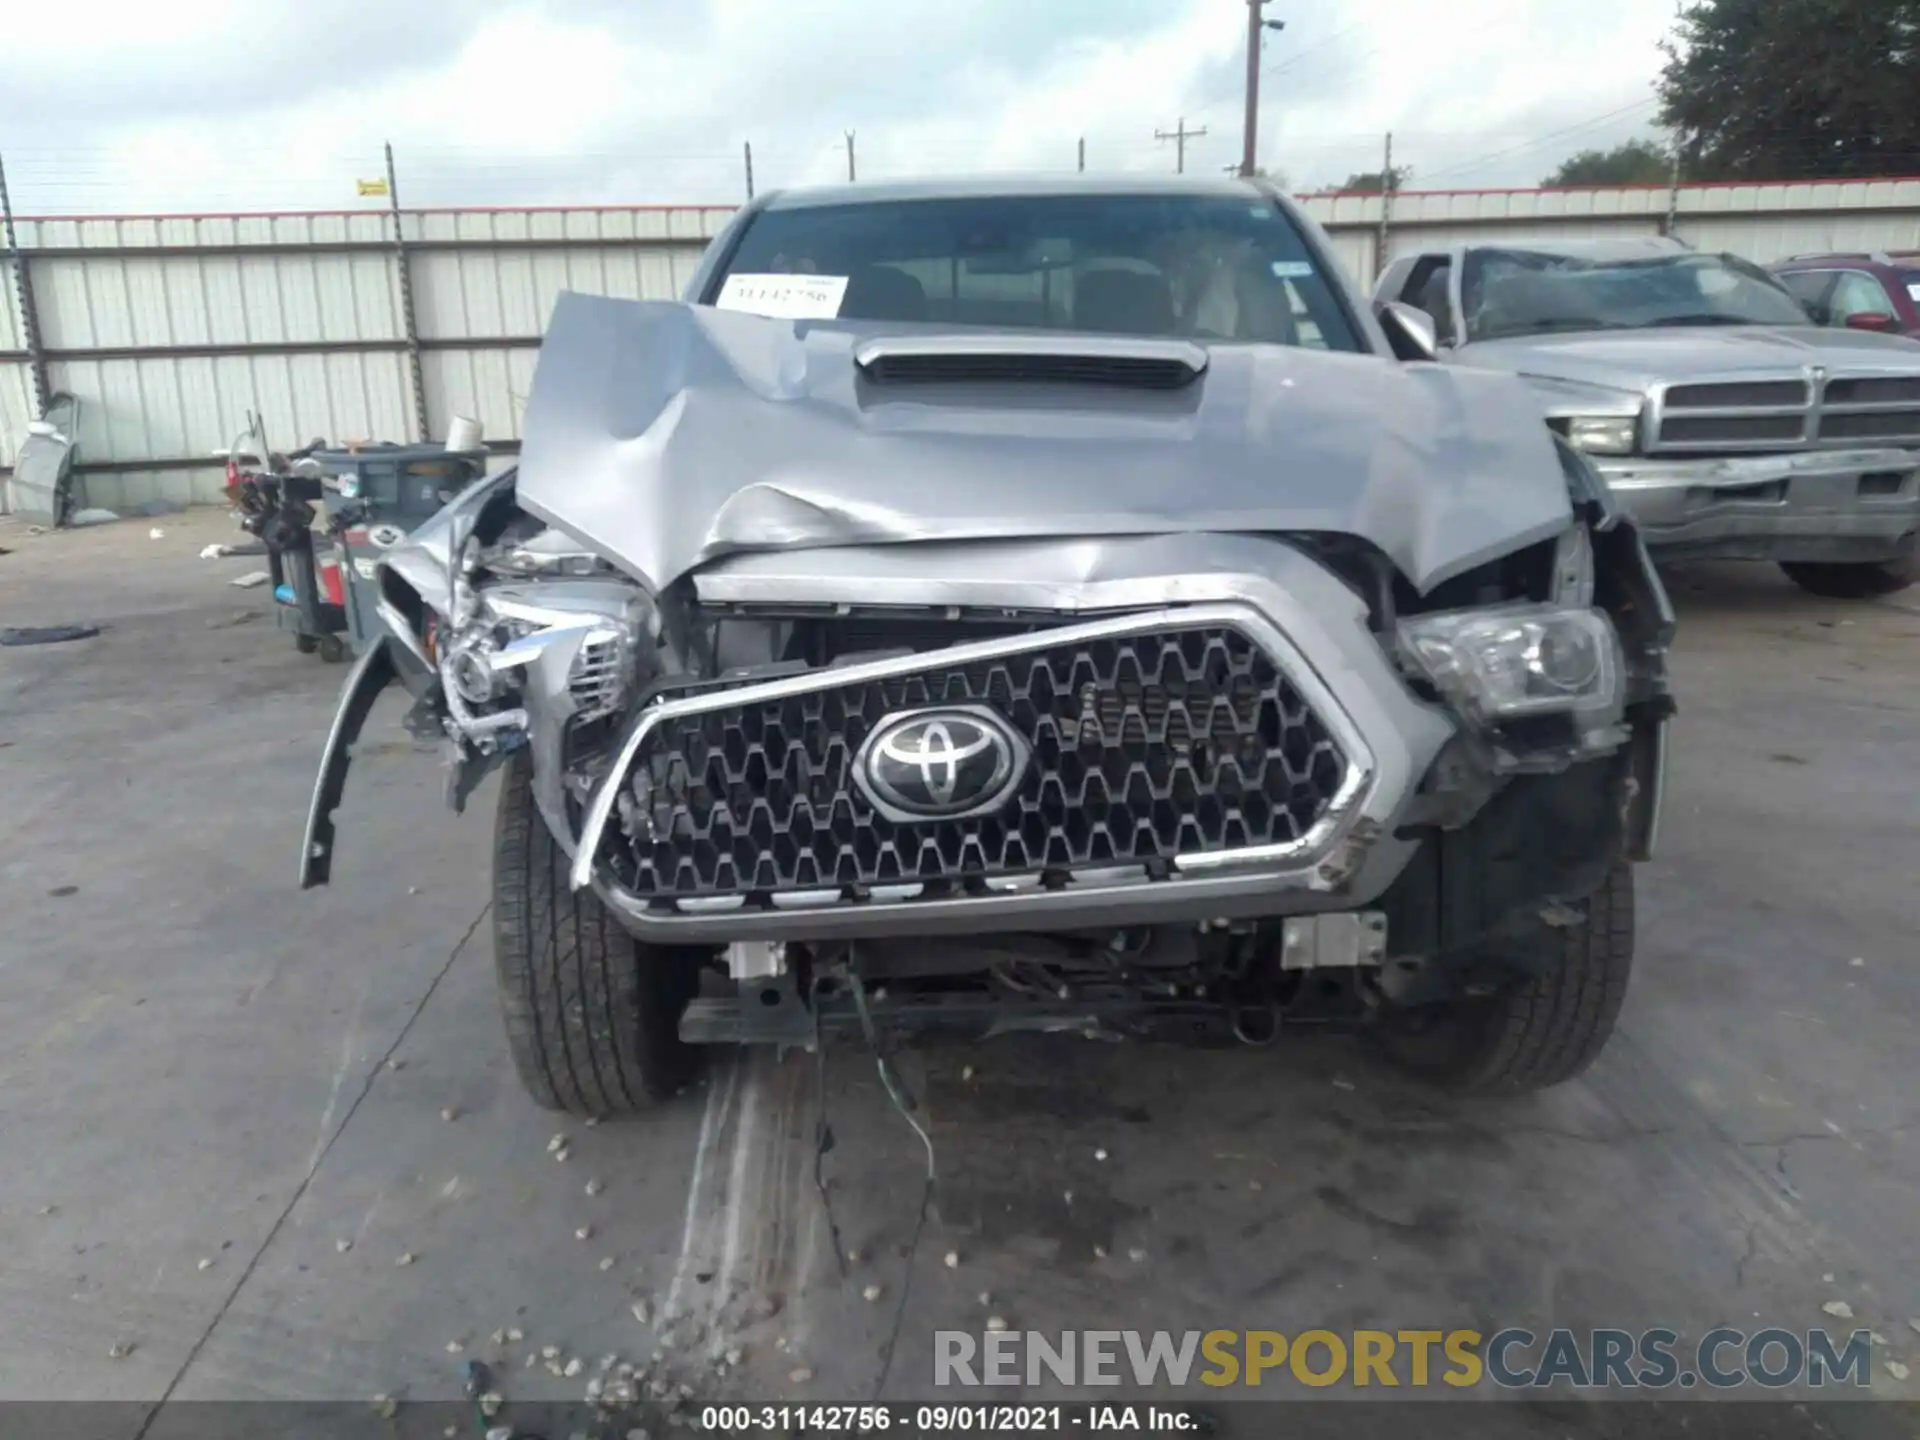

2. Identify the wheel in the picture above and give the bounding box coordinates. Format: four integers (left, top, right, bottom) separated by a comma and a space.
316, 634, 349, 663
294, 633, 320, 655
492, 750, 702, 1116
1780, 542, 1915, 599
1375, 865, 1635, 1095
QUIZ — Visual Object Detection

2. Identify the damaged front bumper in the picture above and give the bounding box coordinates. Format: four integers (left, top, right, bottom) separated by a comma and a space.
568, 545, 1463, 943
1595, 447, 1920, 563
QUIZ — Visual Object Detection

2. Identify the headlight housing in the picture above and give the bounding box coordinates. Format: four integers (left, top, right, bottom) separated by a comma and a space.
1399, 603, 1624, 731
1563, 415, 1638, 456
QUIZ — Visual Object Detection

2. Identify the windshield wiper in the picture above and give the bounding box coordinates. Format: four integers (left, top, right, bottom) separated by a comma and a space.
1639, 314, 1759, 328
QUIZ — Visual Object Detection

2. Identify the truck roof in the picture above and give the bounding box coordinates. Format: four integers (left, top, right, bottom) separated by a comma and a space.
760, 174, 1278, 211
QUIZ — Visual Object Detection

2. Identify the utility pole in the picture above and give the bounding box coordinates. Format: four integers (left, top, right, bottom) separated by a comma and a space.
1155, 118, 1207, 175
744, 141, 755, 201
845, 130, 857, 183
1664, 136, 1683, 238
1240, 0, 1286, 177
1375, 131, 1394, 280
1077, 137, 1086, 173
385, 142, 429, 443
0, 151, 48, 418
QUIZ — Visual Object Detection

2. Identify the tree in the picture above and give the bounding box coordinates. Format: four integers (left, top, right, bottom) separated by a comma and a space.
1333, 165, 1410, 194
1659, 0, 1920, 181
1542, 140, 1673, 188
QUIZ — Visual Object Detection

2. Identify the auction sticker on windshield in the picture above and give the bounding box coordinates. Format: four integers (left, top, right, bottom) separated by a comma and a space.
715, 273, 849, 319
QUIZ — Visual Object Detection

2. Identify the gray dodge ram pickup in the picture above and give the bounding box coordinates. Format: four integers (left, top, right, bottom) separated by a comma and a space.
1375, 236, 1920, 598
301, 178, 1674, 1110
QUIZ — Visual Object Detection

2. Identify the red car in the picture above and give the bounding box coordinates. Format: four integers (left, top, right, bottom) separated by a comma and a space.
1770, 250, 1920, 340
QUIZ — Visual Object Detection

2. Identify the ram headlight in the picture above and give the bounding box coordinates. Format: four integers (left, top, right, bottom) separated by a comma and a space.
1563, 415, 1638, 456
1399, 603, 1624, 729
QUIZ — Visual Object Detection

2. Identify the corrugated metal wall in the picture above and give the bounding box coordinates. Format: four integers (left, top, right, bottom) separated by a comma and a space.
3, 184, 1918, 513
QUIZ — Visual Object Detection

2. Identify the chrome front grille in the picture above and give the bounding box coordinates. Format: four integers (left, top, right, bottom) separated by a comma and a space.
595, 620, 1353, 912
1653, 370, 1920, 453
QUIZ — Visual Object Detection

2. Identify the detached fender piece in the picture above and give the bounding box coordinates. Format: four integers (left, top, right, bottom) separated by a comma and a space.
299, 635, 399, 889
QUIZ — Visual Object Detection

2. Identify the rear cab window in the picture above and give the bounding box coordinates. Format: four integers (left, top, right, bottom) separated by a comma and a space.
706, 191, 1364, 353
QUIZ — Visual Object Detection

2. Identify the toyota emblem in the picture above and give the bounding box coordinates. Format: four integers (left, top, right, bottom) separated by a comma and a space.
853, 705, 1030, 821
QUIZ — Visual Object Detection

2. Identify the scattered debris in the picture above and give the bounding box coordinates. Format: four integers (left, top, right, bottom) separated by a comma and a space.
576, 1226, 594, 1241
335, 1239, 352, 1253
1887, 1360, 1911, 1382
1823, 1273, 1835, 1283
564, 1357, 584, 1377
986, 1316, 1009, 1332
200, 543, 233, 560
1871, 1332, 1888, 1346
407, 885, 421, 896
386, 1059, 405, 1071
1094, 1148, 1109, 1162
1849, 957, 1866, 968
486, 1427, 512, 1440
846, 1248, 861, 1264
38, 1206, 56, 1216
395, 1252, 415, 1267
1822, 1300, 1855, 1320
1330, 1076, 1357, 1091
549, 1134, 569, 1153
196, 1258, 214, 1271
228, 570, 271, 589
599, 1353, 619, 1371
1093, 1245, 1108, 1260
1062, 1191, 1073, 1206
862, 1284, 883, 1303
489, 1330, 506, 1347
978, 1292, 992, 1307
1128, 1248, 1148, 1264
372, 1395, 397, 1420
944, 1251, 960, 1269
585, 1178, 603, 1196
631, 1299, 651, 1325
108, 1341, 135, 1360
554, 1147, 571, 1163
1250, 1180, 1264, 1192
962, 1065, 975, 1082
584, 1117, 600, 1128
542, 1346, 562, 1361
1, 624, 101, 647
507, 1327, 524, 1342
724, 1347, 743, 1367
148, 527, 166, 540
787, 1367, 814, 1384
440, 1107, 459, 1122
446, 1340, 465, 1354
599, 1257, 616, 1272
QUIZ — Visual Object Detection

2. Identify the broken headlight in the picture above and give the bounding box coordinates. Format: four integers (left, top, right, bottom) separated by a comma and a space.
1398, 603, 1623, 730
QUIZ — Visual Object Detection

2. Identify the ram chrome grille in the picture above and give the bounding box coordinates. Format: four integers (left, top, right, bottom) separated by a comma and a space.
568, 635, 625, 723
1653, 371, 1920, 452
605, 625, 1350, 906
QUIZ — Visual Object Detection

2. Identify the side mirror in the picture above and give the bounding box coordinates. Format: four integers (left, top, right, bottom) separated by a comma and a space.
1844, 312, 1900, 334
1377, 301, 1440, 362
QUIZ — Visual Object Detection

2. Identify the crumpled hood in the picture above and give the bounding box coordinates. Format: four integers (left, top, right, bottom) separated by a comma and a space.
514, 292, 1575, 595
1458, 325, 1920, 396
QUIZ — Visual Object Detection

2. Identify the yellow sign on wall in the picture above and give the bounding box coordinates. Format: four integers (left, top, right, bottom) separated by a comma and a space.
356, 178, 390, 197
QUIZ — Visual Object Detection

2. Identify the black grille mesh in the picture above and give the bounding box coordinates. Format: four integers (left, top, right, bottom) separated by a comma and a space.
606, 626, 1348, 904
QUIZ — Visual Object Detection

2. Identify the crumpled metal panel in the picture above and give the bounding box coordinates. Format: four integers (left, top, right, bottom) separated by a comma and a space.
512, 293, 1576, 596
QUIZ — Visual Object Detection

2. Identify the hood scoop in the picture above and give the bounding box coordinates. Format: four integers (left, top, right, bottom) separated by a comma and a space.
853, 332, 1208, 390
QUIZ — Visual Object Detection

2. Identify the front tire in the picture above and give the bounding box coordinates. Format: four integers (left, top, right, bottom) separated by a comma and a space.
1780, 544, 1915, 599
1376, 865, 1635, 1095
492, 751, 701, 1116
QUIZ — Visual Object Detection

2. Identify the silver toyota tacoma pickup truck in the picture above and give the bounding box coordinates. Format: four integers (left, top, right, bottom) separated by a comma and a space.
300, 177, 1673, 1110
1375, 236, 1920, 598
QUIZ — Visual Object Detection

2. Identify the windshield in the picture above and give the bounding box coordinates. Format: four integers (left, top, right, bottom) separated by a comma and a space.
1461, 248, 1812, 342
709, 193, 1364, 352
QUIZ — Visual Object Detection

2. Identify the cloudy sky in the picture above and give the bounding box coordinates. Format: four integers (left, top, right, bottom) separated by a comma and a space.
2, 0, 1681, 215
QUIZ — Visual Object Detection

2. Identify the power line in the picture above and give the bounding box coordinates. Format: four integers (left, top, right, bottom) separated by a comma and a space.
1415, 96, 1662, 184
1155, 117, 1208, 174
